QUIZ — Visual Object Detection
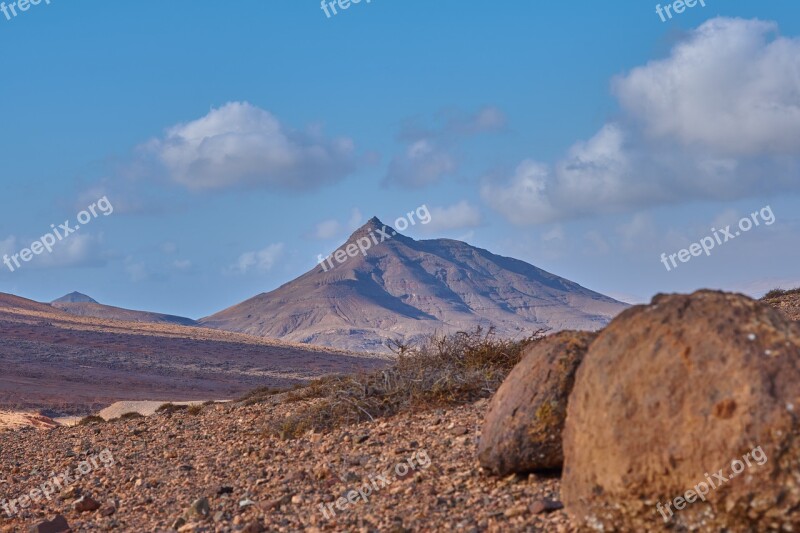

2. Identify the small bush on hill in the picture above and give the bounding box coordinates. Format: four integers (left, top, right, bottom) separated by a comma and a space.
236, 386, 289, 406
78, 415, 106, 426
763, 287, 800, 300
156, 403, 188, 415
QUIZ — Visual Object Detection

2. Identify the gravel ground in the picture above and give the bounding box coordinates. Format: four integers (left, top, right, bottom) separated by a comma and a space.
0, 398, 573, 532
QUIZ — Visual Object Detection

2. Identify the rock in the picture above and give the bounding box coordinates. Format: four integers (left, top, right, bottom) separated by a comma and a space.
530, 499, 563, 514
183, 497, 210, 520
241, 521, 264, 533
73, 495, 101, 512
504, 504, 528, 518
448, 426, 468, 436
58, 486, 80, 501
478, 331, 596, 475
28, 515, 70, 533
171, 517, 187, 530
239, 498, 256, 508
216, 485, 233, 495
562, 290, 800, 531
99, 503, 116, 516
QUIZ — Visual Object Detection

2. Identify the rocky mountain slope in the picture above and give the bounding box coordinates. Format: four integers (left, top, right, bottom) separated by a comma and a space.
51, 292, 198, 326
201, 217, 628, 352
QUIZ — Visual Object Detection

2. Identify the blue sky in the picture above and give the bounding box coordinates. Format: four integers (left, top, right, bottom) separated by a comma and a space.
1, 0, 799, 318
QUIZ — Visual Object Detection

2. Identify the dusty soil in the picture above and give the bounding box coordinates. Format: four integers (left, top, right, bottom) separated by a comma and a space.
0, 398, 571, 532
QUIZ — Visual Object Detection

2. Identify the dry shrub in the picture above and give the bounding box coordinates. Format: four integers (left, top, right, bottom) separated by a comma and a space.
78, 415, 106, 426
270, 327, 546, 439
237, 386, 289, 406
156, 403, 188, 415
764, 287, 800, 300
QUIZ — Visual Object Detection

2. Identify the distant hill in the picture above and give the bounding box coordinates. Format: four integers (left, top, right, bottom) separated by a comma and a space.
0, 291, 386, 416
52, 291, 98, 304
51, 293, 198, 326
201, 217, 630, 352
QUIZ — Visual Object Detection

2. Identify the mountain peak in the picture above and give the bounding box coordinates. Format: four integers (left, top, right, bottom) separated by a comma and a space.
52, 292, 98, 304
345, 216, 398, 243
363, 216, 387, 230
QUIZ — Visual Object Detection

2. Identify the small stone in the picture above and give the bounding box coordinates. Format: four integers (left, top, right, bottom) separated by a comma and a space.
504, 504, 528, 518
171, 517, 187, 530
59, 486, 80, 501
73, 495, 101, 512
184, 497, 210, 520
216, 485, 233, 495
449, 426, 469, 436
28, 515, 70, 533
99, 503, 116, 517
241, 521, 264, 533
530, 499, 564, 514
291, 494, 303, 504
239, 498, 256, 508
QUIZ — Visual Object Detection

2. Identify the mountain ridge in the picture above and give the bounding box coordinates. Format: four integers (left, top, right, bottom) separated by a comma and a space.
200, 218, 630, 352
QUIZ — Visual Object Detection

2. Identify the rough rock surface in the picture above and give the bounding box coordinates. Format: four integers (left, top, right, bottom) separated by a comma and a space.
563, 290, 800, 532
478, 331, 596, 475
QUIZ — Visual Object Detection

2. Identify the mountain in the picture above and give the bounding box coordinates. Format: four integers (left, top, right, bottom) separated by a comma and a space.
52, 291, 98, 304
51, 292, 198, 326
201, 217, 630, 352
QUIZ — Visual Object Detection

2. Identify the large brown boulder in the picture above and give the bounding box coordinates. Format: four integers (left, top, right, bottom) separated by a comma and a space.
562, 290, 800, 532
478, 330, 597, 475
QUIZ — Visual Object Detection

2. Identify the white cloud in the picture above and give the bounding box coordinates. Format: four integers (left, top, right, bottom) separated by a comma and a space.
481, 160, 560, 225
347, 208, 363, 230
613, 18, 800, 155
310, 208, 364, 240
312, 219, 341, 240
422, 201, 483, 232
542, 225, 565, 242
384, 140, 457, 189
173, 259, 192, 270
385, 106, 505, 189
125, 258, 150, 283
484, 18, 800, 224
0, 233, 108, 272
161, 242, 178, 254
617, 213, 657, 250
145, 102, 357, 191
231, 243, 285, 274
